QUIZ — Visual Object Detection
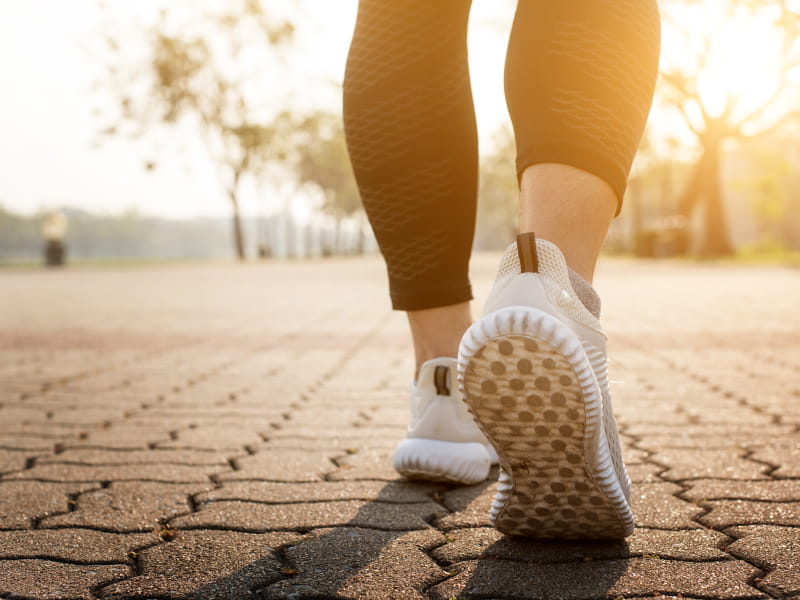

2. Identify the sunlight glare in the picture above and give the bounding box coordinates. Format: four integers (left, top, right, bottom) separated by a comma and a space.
693, 10, 785, 119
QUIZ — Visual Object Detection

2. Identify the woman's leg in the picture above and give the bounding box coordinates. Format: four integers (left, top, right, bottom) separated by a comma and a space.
505, 0, 661, 281
456, 0, 661, 537
343, 1, 500, 486
343, 0, 477, 375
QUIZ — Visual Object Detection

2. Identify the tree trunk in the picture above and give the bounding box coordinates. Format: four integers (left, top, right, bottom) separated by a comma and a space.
229, 192, 246, 261
677, 153, 705, 219
699, 139, 734, 256
676, 123, 734, 257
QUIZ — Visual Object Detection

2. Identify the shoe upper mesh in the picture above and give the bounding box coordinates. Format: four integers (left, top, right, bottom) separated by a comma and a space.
487, 240, 599, 328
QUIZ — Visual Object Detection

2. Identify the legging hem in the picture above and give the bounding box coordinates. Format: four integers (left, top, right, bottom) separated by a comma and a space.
516, 143, 629, 216
390, 283, 473, 311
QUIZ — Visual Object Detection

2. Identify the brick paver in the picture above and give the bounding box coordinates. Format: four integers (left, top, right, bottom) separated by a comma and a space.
1, 256, 798, 599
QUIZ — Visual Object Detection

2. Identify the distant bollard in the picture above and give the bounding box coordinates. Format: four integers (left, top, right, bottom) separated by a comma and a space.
42, 211, 68, 267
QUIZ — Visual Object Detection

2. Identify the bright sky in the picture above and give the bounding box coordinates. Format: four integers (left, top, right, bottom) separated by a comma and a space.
0, 1, 793, 219
0, 0, 514, 219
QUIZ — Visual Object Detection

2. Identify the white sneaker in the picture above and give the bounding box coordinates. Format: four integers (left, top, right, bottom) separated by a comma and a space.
393, 357, 499, 485
458, 233, 634, 538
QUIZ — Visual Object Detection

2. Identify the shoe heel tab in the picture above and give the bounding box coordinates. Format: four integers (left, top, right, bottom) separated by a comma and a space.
516, 232, 539, 273
434, 365, 451, 396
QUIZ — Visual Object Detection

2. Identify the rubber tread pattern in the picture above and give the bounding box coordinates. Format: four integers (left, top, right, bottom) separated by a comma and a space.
459, 306, 634, 539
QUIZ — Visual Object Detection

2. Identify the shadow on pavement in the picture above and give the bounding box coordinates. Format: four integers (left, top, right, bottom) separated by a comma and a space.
452, 537, 630, 599
172, 477, 629, 600
254, 478, 487, 599
115, 478, 485, 599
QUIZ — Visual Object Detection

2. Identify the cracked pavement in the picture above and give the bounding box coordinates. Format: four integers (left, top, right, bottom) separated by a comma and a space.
1, 255, 799, 599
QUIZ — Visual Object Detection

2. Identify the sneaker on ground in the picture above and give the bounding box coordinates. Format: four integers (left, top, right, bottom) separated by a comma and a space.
393, 357, 499, 485
458, 233, 634, 539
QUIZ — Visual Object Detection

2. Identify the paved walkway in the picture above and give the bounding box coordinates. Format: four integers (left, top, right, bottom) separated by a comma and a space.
1, 255, 799, 600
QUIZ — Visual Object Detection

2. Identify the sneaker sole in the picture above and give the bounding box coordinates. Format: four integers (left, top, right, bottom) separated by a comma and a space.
459, 306, 634, 539
393, 438, 491, 485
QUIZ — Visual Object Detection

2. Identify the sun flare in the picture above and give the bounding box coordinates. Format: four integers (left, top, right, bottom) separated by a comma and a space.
697, 17, 785, 118
665, 3, 794, 122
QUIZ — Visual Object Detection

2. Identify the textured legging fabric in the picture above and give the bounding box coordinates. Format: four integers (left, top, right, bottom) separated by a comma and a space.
343, 0, 660, 311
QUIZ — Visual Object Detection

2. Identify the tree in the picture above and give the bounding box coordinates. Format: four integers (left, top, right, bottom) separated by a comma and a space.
284, 110, 371, 254
290, 112, 360, 219
659, 0, 800, 255
98, 1, 294, 260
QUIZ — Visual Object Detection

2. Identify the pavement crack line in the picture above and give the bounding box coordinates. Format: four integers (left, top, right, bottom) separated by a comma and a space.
260, 541, 303, 593
417, 481, 459, 596
680, 492, 779, 599
741, 448, 782, 478
721, 527, 794, 599
190, 497, 450, 507
0, 555, 130, 567
614, 342, 793, 598
26, 485, 104, 529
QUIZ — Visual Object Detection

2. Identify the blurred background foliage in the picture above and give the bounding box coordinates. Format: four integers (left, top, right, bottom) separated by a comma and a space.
3, 0, 800, 263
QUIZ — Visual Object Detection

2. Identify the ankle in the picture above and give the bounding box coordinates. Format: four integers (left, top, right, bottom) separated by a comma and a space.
518, 163, 616, 283
407, 302, 472, 378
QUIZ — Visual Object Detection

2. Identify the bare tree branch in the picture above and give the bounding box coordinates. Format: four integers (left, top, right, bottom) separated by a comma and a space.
96, 1, 296, 260
660, 71, 705, 135
740, 109, 800, 139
